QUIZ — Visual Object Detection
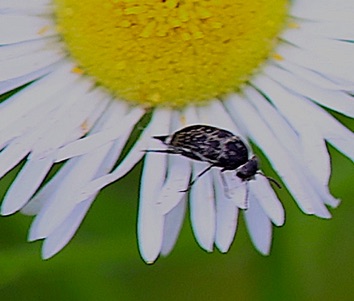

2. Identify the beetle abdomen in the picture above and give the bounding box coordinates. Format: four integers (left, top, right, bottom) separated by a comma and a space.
168, 125, 249, 169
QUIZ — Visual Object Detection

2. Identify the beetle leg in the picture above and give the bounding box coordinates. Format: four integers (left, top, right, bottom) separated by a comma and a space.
180, 164, 215, 193
143, 149, 177, 155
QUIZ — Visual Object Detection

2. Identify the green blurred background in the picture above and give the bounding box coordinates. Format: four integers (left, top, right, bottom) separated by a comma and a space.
0, 116, 353, 301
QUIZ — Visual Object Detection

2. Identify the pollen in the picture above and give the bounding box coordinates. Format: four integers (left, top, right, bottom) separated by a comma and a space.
288, 22, 300, 29
55, 0, 288, 108
273, 53, 285, 61
37, 25, 51, 36
71, 66, 84, 74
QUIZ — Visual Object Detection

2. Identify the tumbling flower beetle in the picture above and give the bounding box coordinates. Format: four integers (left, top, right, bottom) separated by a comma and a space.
147, 124, 280, 193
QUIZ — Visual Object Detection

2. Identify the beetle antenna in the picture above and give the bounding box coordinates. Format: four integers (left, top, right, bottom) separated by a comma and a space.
256, 171, 282, 189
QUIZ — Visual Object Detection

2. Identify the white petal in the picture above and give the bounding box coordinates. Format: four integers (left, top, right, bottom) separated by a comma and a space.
155, 111, 192, 215
20, 96, 110, 216
0, 15, 56, 44
43, 89, 111, 151
291, 1, 354, 22
225, 94, 332, 218
189, 161, 215, 252
1, 156, 53, 215
244, 86, 331, 187
181, 105, 199, 127
213, 170, 238, 253
222, 172, 248, 209
244, 195, 272, 255
246, 81, 341, 208
0, 0, 52, 9
198, 101, 250, 209
156, 152, 191, 215
42, 198, 93, 260
300, 128, 331, 187
244, 87, 299, 155
248, 175, 284, 226
30, 136, 127, 241
309, 107, 354, 162
1, 90, 112, 215
264, 64, 354, 118
282, 29, 354, 68
254, 76, 354, 164
55, 106, 144, 162
138, 151, 166, 263
0, 61, 58, 95
26, 129, 129, 241
0, 48, 65, 82
40, 130, 121, 254
138, 108, 172, 263
28, 79, 93, 157
159, 107, 200, 255
0, 133, 34, 179
160, 199, 186, 256
175, 107, 216, 251
274, 58, 354, 92
197, 99, 243, 135
230, 185, 248, 209
0, 61, 79, 137
29, 105, 133, 240
1, 76, 93, 156
0, 37, 58, 62
29, 143, 115, 240
21, 160, 77, 216
298, 20, 354, 42
276, 43, 354, 83
0, 1, 52, 15
72, 105, 182, 206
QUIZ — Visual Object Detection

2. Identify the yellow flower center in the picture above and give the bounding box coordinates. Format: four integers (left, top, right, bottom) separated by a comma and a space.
55, 0, 288, 108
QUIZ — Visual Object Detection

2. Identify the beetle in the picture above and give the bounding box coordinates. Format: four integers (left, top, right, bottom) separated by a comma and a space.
146, 124, 280, 193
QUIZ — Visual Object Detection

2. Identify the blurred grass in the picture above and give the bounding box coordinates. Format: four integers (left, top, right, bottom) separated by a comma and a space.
0, 118, 353, 301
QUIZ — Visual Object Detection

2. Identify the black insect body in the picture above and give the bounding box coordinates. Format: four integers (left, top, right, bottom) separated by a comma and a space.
147, 124, 280, 194
154, 125, 249, 169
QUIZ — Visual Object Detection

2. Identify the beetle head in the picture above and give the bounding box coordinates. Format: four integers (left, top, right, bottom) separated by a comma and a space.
236, 155, 259, 181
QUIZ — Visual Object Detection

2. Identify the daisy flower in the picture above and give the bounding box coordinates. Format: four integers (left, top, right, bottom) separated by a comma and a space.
0, 0, 353, 263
